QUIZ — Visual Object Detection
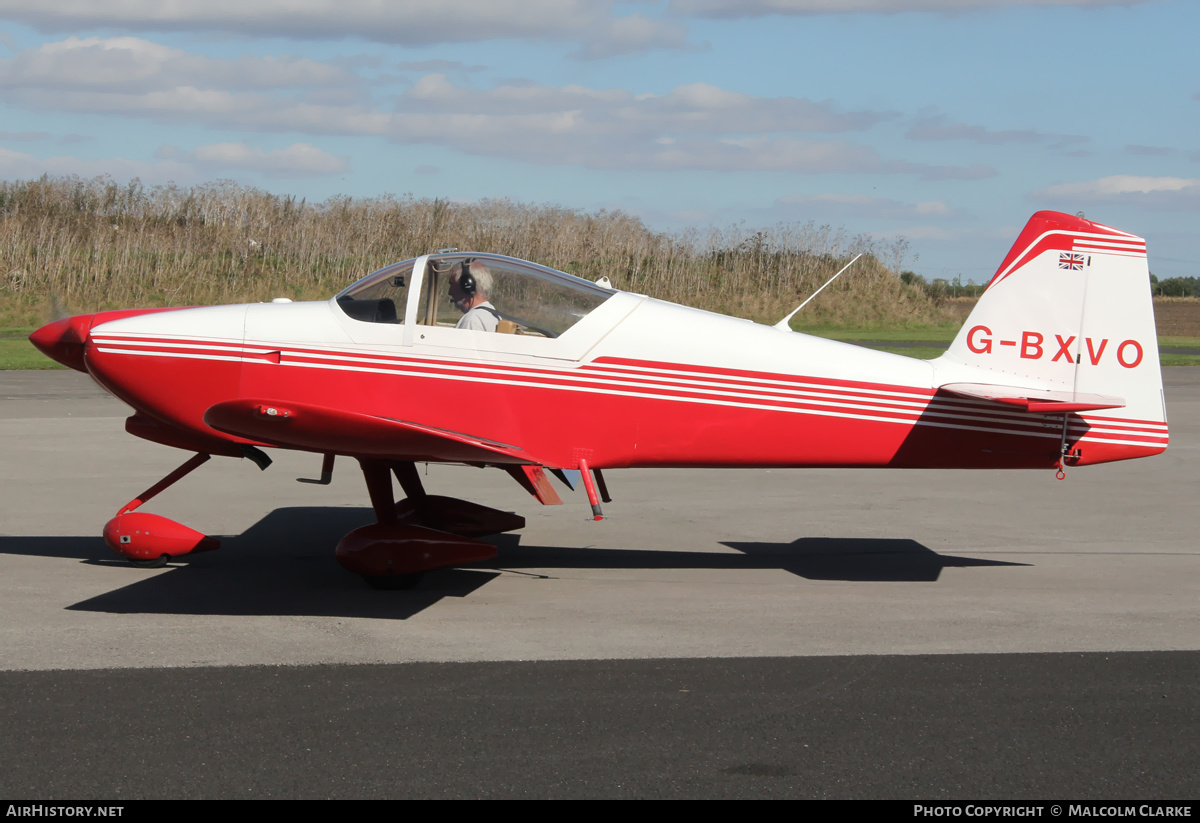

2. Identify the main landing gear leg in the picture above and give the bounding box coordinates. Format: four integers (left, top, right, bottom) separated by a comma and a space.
103, 452, 221, 567
336, 459, 514, 590
353, 459, 423, 590
391, 460, 426, 503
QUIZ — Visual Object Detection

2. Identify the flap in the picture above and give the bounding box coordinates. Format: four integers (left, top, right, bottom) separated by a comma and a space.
204, 398, 537, 464
939, 382, 1125, 413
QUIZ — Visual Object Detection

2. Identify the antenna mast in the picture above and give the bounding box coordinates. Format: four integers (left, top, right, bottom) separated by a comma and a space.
773, 253, 863, 331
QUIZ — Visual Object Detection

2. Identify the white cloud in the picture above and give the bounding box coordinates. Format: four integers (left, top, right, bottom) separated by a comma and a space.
907, 112, 1088, 154
0, 36, 355, 94
0, 37, 989, 178
0, 62, 392, 137
0, 145, 195, 182
385, 116, 992, 177
1041, 175, 1198, 196
0, 141, 343, 185
776, 193, 958, 219
571, 13, 691, 59
396, 60, 487, 74
158, 142, 349, 177
385, 77, 935, 175
381, 74, 985, 176
0, 0, 690, 59
1035, 175, 1200, 210
402, 75, 894, 133
671, 0, 1150, 18
1124, 144, 1175, 156
0, 130, 50, 141
872, 224, 957, 241
909, 115, 1040, 145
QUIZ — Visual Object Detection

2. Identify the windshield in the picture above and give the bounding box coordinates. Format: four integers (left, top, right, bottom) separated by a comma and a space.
336, 254, 614, 337
419, 254, 613, 338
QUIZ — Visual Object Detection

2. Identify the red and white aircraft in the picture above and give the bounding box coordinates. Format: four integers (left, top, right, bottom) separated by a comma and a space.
30, 210, 1168, 587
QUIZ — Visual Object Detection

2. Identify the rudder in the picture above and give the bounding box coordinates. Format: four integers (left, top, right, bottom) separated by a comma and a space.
936, 211, 1167, 464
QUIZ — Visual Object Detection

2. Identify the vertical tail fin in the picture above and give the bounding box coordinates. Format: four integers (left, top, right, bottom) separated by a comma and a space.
936, 211, 1167, 464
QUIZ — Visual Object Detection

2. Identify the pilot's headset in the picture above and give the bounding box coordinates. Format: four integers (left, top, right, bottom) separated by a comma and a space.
458, 258, 477, 296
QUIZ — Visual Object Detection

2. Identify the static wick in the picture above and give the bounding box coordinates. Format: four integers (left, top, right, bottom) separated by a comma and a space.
773, 253, 863, 331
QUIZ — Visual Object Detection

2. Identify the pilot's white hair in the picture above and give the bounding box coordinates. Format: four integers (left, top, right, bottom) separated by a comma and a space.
463, 260, 493, 297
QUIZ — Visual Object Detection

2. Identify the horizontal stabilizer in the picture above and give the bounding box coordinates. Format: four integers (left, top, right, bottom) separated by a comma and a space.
204, 398, 538, 464
939, 382, 1125, 413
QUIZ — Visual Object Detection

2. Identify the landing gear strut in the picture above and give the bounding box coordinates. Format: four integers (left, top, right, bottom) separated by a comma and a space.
336, 459, 524, 589
103, 451, 524, 587
103, 452, 221, 566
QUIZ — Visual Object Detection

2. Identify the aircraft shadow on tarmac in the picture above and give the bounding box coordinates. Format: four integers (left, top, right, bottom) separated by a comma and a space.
719, 539, 1022, 582
0, 506, 1027, 619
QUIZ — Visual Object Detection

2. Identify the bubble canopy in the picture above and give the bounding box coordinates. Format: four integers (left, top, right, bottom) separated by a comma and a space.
335, 252, 615, 338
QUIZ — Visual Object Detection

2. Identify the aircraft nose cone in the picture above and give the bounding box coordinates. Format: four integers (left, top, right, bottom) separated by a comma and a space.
29, 314, 95, 372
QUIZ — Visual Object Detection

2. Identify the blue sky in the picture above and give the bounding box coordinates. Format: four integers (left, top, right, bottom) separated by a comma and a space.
0, 0, 1195, 283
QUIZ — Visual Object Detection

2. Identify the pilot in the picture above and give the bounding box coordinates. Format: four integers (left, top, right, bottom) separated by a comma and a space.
448, 259, 500, 332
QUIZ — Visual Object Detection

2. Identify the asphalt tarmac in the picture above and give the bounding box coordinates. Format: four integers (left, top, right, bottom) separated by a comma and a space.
1, 369, 1198, 799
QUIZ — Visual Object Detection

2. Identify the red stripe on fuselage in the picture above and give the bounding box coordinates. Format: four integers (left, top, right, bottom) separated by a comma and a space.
87, 334, 1168, 468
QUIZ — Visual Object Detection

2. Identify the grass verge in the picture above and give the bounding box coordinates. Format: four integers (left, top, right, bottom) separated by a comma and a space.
865, 346, 946, 360
0, 336, 66, 370
797, 325, 958, 343
1160, 354, 1200, 367
1159, 336, 1200, 349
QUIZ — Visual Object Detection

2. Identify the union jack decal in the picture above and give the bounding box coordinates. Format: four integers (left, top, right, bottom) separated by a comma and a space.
1059, 252, 1086, 270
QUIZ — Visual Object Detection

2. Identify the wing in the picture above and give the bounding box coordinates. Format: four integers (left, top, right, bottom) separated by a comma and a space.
203, 398, 538, 464
939, 382, 1125, 413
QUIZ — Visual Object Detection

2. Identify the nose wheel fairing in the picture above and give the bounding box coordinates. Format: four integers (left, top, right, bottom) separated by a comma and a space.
102, 453, 222, 565
104, 512, 220, 563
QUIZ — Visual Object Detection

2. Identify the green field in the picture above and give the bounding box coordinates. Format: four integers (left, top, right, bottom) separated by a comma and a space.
1159, 335, 1200, 349
0, 337, 66, 370
796, 325, 958, 344
861, 346, 947, 360
1160, 353, 1200, 367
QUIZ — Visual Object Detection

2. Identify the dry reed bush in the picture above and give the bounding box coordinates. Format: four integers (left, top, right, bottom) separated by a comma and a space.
1, 175, 954, 330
